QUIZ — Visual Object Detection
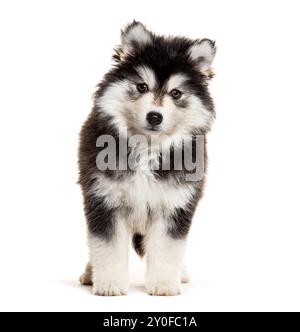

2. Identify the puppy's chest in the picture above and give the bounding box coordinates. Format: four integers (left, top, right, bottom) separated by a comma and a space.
93, 149, 196, 231
114, 173, 189, 235
95, 169, 193, 212
120, 172, 168, 209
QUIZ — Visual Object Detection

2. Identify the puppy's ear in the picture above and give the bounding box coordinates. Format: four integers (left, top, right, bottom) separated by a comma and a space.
114, 21, 152, 62
188, 39, 216, 76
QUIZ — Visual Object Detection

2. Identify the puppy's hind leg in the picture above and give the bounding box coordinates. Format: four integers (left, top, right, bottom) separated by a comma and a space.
181, 265, 190, 284
79, 262, 93, 286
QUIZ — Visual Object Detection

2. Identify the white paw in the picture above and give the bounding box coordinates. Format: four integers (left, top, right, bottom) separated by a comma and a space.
93, 281, 128, 296
146, 280, 181, 296
181, 268, 190, 283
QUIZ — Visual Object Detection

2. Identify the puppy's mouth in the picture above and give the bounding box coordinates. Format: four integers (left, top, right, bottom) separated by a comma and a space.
144, 125, 161, 133
146, 126, 159, 132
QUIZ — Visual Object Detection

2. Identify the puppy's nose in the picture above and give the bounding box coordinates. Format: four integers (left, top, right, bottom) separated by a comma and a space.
146, 111, 163, 127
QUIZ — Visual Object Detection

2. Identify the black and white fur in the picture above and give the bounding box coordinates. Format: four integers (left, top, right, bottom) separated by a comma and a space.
79, 22, 216, 296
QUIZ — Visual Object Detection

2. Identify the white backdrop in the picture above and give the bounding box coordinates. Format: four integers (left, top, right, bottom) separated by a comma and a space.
0, 0, 299, 312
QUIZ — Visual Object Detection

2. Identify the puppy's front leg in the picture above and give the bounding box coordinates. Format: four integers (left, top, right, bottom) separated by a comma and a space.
88, 220, 129, 295
145, 218, 186, 296
86, 198, 129, 296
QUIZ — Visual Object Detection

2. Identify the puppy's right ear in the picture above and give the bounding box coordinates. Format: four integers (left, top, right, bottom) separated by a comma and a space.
114, 21, 152, 62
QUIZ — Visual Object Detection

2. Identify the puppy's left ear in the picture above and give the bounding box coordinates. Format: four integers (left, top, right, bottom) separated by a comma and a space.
188, 39, 216, 76
115, 21, 152, 62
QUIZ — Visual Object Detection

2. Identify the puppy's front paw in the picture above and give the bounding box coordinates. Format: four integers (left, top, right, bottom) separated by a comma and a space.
93, 281, 128, 296
146, 280, 181, 296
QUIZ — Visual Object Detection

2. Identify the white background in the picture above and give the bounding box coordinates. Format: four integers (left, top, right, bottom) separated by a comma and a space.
0, 0, 299, 312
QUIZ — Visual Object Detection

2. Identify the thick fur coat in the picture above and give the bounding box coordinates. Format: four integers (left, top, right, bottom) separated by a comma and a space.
79, 22, 216, 296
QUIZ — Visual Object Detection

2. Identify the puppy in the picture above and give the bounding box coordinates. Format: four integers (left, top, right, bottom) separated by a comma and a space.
79, 22, 216, 296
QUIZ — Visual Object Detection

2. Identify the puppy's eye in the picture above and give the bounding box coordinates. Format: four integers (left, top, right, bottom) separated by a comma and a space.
170, 89, 182, 99
136, 83, 148, 93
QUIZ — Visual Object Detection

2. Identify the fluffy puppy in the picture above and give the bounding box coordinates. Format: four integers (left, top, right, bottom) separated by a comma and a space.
79, 22, 216, 296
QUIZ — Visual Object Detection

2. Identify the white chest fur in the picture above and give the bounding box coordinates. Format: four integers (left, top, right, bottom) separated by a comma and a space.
91, 171, 195, 234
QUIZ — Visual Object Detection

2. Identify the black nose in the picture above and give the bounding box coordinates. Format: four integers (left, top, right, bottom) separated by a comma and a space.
146, 111, 163, 127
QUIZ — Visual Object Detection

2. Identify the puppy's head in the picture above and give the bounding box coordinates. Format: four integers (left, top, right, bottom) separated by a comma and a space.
97, 21, 216, 137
